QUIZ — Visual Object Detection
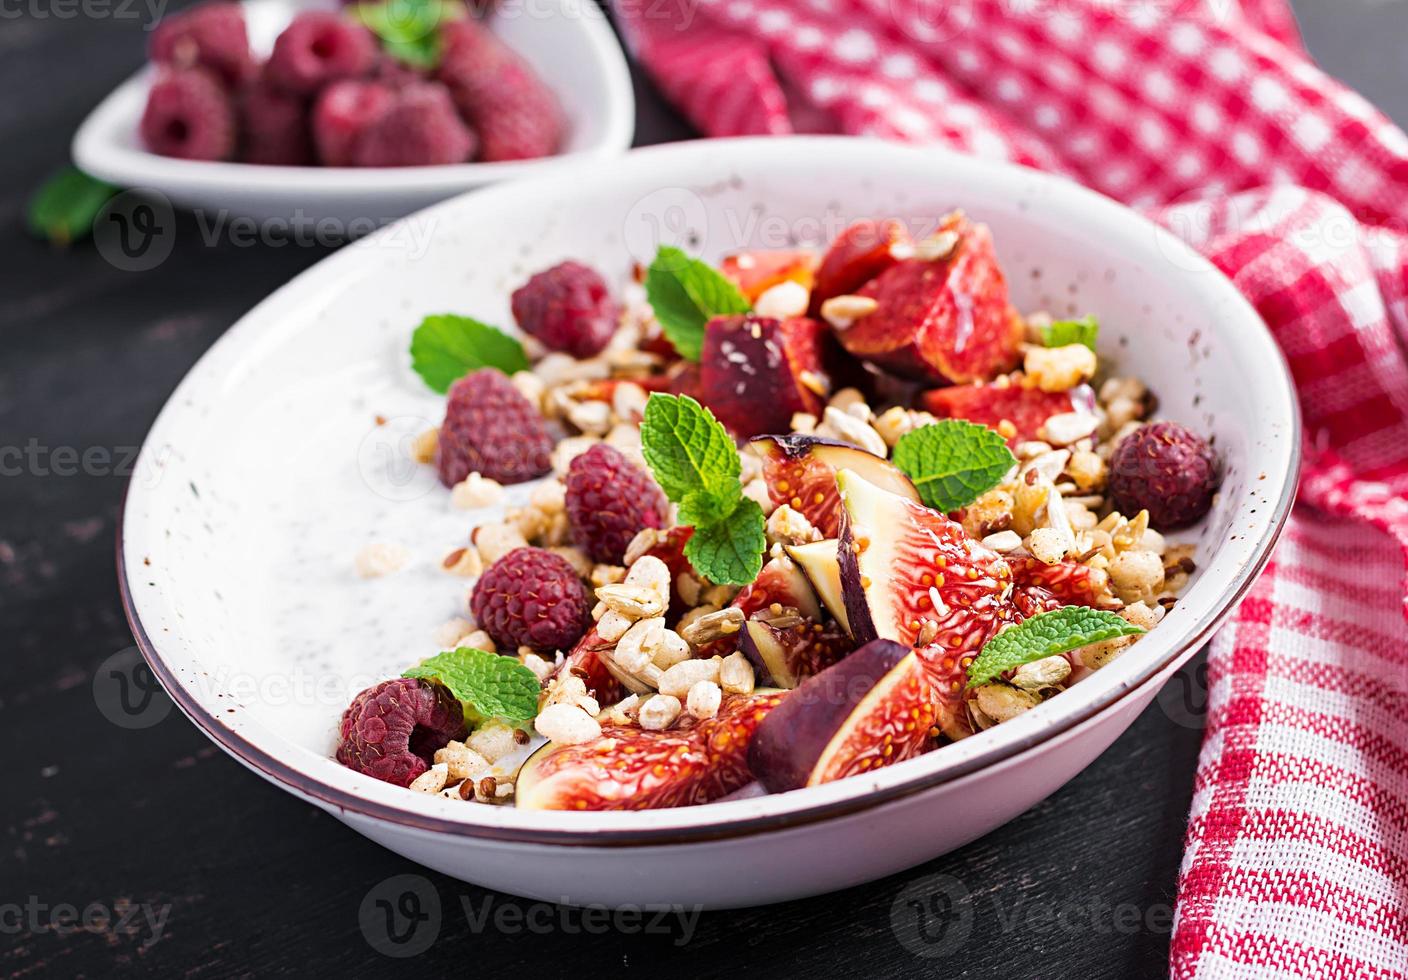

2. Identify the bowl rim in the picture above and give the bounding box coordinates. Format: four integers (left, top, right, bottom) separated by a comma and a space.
118, 136, 1302, 847
72, 0, 636, 196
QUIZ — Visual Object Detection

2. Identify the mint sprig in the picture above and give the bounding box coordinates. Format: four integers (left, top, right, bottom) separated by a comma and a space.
350, 0, 462, 68
26, 167, 118, 246
1041, 315, 1098, 352
404, 647, 540, 723
891, 419, 1016, 512
640, 393, 764, 585
644, 246, 751, 361
967, 607, 1144, 689
410, 314, 530, 393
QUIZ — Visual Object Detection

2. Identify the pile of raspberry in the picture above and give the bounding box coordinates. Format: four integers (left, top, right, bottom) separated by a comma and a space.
139, 1, 564, 167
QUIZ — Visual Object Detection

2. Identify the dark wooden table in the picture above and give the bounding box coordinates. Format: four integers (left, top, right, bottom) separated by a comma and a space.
1, 3, 1399, 977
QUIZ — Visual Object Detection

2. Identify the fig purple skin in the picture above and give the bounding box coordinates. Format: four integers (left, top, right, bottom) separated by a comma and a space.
747, 638, 911, 793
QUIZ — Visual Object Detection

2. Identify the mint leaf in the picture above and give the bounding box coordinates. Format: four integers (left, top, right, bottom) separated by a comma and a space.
410, 314, 530, 393
684, 497, 766, 585
967, 607, 1144, 689
644, 246, 751, 361
640, 393, 741, 523
1041, 315, 1098, 352
351, 0, 461, 68
26, 167, 118, 246
404, 647, 540, 723
892, 419, 1016, 512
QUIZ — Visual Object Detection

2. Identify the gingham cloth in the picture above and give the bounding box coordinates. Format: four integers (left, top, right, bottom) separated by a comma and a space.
612, 0, 1408, 974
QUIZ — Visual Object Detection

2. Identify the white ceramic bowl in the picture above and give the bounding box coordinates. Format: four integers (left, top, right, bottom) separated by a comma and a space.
119, 137, 1299, 908
74, 0, 634, 225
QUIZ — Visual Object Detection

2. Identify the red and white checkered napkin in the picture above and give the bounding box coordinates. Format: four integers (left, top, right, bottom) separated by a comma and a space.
614, 0, 1408, 973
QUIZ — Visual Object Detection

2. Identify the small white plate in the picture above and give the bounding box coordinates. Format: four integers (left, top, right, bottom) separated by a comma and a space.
73, 0, 635, 226
120, 138, 1298, 907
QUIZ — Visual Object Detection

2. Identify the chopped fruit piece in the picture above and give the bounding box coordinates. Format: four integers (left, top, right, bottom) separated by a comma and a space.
139, 68, 237, 161
471, 547, 590, 653
337, 678, 467, 787
810, 219, 912, 314
720, 249, 817, 302
839, 214, 1023, 383
752, 433, 919, 537
437, 368, 552, 486
729, 557, 823, 622
919, 381, 1096, 446
565, 443, 669, 564
698, 315, 835, 438
748, 639, 938, 792
1108, 421, 1221, 529
516, 690, 785, 809
511, 261, 619, 359
1009, 556, 1117, 610
786, 540, 850, 633
740, 617, 854, 689
836, 469, 1016, 738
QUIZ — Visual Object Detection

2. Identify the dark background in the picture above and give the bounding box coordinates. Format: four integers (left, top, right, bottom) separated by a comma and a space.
1, 3, 1401, 977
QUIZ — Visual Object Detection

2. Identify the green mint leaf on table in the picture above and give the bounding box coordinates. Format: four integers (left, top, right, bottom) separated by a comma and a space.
683, 497, 766, 586
1041, 315, 1099, 352
640, 394, 742, 523
644, 245, 751, 361
404, 647, 540, 724
26, 167, 118, 246
891, 419, 1017, 512
966, 607, 1144, 689
410, 314, 530, 393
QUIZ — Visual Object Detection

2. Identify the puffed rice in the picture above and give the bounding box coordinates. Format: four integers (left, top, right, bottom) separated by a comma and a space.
435, 741, 491, 781
686, 680, 723, 720
819, 295, 878, 330
472, 523, 529, 565
1024, 344, 1097, 392
719, 651, 756, 695
534, 703, 601, 745
658, 657, 722, 698
753, 280, 810, 319
409, 762, 449, 794
638, 694, 682, 731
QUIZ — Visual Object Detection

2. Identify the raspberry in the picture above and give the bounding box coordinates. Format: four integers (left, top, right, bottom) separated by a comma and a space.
350, 82, 476, 167
238, 75, 312, 165
436, 20, 563, 162
510, 262, 619, 358
266, 11, 377, 95
312, 78, 394, 166
1108, 421, 1221, 529
437, 368, 553, 486
565, 444, 668, 564
471, 547, 590, 653
140, 68, 237, 161
336, 678, 466, 787
148, 0, 255, 89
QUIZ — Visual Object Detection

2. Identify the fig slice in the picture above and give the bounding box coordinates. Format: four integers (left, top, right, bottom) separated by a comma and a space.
1009, 555, 1117, 610
785, 539, 850, 633
692, 555, 824, 659
698, 314, 832, 438
748, 638, 939, 792
720, 249, 817, 302
516, 689, 787, 810
810, 219, 913, 314
919, 381, 1097, 446
740, 617, 855, 689
752, 433, 919, 538
838, 213, 1023, 384
556, 626, 631, 704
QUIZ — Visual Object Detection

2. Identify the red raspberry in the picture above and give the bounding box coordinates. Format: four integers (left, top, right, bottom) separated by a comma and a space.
238, 74, 312, 165
312, 78, 394, 166
437, 368, 552, 486
511, 262, 619, 358
336, 678, 466, 787
436, 19, 563, 162
350, 83, 476, 167
140, 68, 237, 161
149, 0, 256, 89
266, 12, 377, 95
1108, 421, 1221, 529
565, 444, 668, 564
471, 547, 590, 653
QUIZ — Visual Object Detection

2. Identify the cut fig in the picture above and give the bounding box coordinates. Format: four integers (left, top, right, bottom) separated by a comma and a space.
731, 555, 824, 622
748, 638, 938, 792
1009, 556, 1117, 610
740, 617, 855, 689
720, 249, 817, 302
810, 219, 912, 314
836, 469, 1016, 736
516, 689, 786, 810
556, 626, 629, 704
698, 314, 832, 437
919, 381, 1097, 446
752, 433, 919, 537
786, 539, 850, 633
838, 213, 1023, 384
